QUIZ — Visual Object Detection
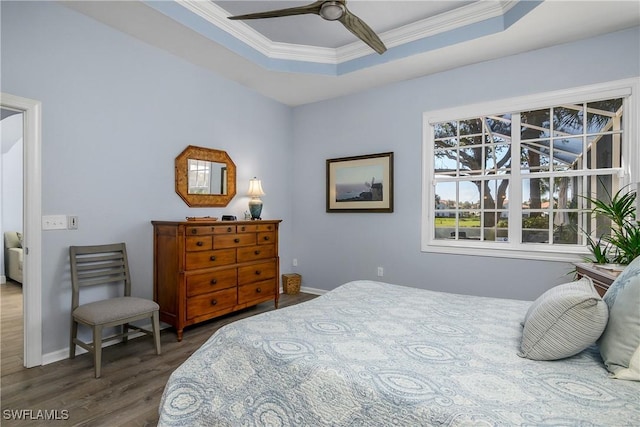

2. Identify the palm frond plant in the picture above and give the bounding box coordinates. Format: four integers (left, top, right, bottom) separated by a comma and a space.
584, 233, 614, 264
583, 184, 638, 265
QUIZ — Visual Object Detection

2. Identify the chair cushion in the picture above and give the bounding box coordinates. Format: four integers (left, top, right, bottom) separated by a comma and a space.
598, 256, 640, 381
73, 297, 159, 325
518, 277, 608, 360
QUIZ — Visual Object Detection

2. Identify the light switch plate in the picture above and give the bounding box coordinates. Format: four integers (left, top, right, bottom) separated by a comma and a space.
42, 215, 67, 230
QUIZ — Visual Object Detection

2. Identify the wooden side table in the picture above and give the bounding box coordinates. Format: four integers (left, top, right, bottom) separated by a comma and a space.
574, 263, 621, 297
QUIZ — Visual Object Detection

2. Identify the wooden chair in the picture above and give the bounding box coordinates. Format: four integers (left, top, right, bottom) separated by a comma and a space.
69, 243, 161, 378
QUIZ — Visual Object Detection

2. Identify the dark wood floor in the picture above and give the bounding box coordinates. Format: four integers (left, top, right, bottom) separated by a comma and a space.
0, 288, 317, 426
1, 281, 24, 376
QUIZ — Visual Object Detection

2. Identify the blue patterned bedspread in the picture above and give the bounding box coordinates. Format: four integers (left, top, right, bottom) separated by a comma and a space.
158, 280, 640, 426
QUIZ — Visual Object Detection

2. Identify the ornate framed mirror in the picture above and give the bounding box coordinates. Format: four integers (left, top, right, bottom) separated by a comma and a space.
175, 145, 236, 207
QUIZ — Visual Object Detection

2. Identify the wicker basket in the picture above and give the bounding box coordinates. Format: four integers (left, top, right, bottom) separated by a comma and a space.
282, 273, 301, 295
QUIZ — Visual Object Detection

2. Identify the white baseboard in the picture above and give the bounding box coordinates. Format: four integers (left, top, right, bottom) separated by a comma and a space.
300, 286, 327, 296
1, 275, 6, 285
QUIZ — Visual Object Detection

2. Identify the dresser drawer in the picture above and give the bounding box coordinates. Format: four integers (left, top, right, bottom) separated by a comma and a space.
186, 225, 217, 236
185, 248, 236, 270
214, 233, 256, 249
238, 279, 276, 304
185, 235, 213, 252
237, 224, 258, 233
256, 223, 276, 232
238, 260, 276, 285
237, 245, 275, 263
257, 231, 276, 245
187, 288, 237, 320
186, 268, 238, 297
212, 225, 236, 234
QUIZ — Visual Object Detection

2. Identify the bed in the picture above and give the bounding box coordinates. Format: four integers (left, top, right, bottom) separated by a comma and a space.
158, 276, 640, 426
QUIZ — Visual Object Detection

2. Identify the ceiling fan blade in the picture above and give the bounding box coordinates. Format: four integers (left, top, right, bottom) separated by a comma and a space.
228, 1, 323, 20
339, 9, 387, 54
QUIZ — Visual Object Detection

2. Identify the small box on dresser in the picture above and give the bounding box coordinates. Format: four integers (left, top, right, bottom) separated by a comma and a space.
152, 219, 282, 341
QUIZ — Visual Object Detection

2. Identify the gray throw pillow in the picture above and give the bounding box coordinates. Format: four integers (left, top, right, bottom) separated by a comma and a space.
519, 277, 608, 360
598, 256, 640, 381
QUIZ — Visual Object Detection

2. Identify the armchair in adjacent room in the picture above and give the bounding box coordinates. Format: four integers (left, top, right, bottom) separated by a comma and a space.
4, 231, 23, 283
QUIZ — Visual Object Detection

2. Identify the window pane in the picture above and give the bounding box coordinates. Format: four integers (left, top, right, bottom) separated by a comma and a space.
552, 137, 582, 171
460, 118, 481, 135
554, 105, 583, 135
460, 135, 482, 146
521, 140, 550, 172
485, 144, 511, 172
434, 150, 458, 174
435, 182, 456, 209
587, 99, 623, 133
521, 108, 550, 140
434, 122, 457, 138
435, 138, 457, 149
459, 181, 480, 207
522, 214, 549, 243
484, 212, 509, 242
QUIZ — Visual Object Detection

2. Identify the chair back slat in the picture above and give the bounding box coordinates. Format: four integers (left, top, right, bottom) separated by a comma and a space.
69, 243, 132, 310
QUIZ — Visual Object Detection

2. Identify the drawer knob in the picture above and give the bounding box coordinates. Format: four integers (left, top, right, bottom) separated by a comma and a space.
267, 226, 272, 230
227, 227, 232, 232
240, 226, 245, 231
191, 229, 197, 234
263, 236, 270, 241
256, 287, 262, 293
254, 250, 261, 255
255, 270, 261, 275
196, 241, 204, 246
210, 256, 217, 261
234, 238, 240, 243
210, 279, 217, 285
211, 299, 217, 306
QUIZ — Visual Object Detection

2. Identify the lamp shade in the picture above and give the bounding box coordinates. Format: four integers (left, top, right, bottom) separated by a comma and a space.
247, 178, 265, 197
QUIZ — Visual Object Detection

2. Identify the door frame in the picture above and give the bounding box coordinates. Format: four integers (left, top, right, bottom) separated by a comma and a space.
1, 92, 42, 367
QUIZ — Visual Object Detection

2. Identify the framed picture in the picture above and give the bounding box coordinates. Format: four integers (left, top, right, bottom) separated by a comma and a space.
326, 152, 394, 213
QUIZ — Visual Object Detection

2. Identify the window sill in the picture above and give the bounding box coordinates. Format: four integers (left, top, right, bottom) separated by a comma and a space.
421, 242, 588, 263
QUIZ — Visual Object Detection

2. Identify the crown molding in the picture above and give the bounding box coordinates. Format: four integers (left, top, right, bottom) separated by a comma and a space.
178, 0, 518, 65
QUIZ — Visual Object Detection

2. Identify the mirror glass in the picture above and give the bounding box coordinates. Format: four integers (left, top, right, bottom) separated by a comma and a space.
187, 159, 227, 195
175, 146, 236, 207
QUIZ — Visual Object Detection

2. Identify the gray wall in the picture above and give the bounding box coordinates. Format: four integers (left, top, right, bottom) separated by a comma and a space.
290, 26, 640, 300
1, 2, 294, 354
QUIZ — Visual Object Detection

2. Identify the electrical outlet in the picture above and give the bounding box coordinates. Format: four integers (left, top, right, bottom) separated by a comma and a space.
293, 258, 298, 267
68, 216, 78, 230
377, 266, 384, 277
42, 215, 67, 230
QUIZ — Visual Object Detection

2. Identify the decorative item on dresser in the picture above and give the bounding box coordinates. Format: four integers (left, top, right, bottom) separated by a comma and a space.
574, 262, 620, 296
246, 177, 265, 220
152, 219, 281, 341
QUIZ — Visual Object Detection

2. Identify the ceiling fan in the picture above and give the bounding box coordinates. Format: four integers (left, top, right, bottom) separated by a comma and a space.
227, 0, 387, 55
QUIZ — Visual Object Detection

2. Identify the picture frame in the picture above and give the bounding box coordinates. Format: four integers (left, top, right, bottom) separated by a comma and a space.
326, 152, 394, 213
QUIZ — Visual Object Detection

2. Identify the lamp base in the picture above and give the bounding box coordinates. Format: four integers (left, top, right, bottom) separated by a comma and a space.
249, 199, 263, 220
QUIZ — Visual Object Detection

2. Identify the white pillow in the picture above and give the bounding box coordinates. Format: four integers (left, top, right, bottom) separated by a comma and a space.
519, 277, 608, 361
598, 256, 640, 381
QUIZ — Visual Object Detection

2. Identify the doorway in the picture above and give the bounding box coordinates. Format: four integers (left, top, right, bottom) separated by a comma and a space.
1, 109, 24, 372
1, 93, 42, 367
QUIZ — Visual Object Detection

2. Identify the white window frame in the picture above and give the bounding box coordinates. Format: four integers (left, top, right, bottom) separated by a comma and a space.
422, 78, 639, 262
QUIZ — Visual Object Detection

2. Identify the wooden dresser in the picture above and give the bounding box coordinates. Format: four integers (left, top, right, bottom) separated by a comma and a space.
152, 219, 281, 341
